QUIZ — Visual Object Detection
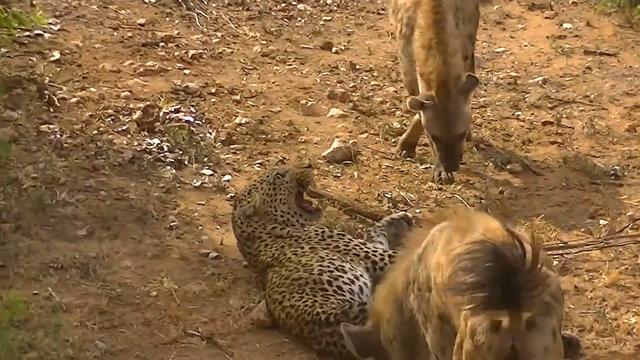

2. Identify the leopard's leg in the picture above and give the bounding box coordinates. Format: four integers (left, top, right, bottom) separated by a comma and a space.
364, 211, 414, 250
266, 260, 371, 360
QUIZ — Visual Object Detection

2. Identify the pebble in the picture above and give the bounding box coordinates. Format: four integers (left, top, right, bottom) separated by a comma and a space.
327, 108, 348, 118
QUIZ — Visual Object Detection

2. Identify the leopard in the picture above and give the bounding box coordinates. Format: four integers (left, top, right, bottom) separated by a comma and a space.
231, 163, 415, 360
341, 207, 581, 360
388, 0, 490, 183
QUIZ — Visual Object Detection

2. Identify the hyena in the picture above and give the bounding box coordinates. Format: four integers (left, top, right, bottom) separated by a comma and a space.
389, 0, 488, 183
340, 208, 580, 360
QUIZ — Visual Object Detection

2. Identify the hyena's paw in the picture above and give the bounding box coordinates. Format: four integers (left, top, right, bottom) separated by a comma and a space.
432, 164, 455, 185
395, 141, 417, 159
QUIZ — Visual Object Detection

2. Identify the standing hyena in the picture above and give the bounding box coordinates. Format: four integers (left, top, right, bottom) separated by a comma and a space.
340, 208, 579, 360
389, 0, 487, 184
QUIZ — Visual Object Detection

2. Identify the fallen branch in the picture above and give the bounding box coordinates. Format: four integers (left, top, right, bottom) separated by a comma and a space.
308, 187, 640, 255
307, 187, 386, 222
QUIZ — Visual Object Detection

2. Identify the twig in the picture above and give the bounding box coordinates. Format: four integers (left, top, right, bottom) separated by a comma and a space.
545, 218, 640, 256
451, 194, 470, 208
545, 94, 607, 110
582, 48, 618, 57
185, 329, 234, 359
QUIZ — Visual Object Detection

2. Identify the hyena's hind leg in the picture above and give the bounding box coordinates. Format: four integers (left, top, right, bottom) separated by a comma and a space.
397, 17, 419, 97
364, 212, 414, 250
462, 3, 481, 143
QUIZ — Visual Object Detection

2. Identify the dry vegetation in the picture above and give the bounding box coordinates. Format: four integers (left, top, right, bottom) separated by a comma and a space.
0, 0, 639, 359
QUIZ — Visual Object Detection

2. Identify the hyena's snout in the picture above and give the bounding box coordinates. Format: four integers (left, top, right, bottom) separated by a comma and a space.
436, 140, 465, 173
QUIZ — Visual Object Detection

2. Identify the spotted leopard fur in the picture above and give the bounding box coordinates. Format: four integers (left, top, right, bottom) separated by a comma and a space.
231, 164, 414, 359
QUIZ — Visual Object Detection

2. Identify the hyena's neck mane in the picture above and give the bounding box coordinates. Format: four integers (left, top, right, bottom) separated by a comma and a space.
413, 0, 465, 101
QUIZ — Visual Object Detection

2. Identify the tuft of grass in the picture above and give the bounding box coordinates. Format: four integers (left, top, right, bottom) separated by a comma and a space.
0, 291, 72, 359
0, 6, 47, 35
0, 140, 11, 166
0, 290, 29, 359
597, 0, 640, 27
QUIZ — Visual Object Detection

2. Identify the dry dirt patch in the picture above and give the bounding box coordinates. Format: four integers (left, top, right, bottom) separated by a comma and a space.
1, 0, 639, 359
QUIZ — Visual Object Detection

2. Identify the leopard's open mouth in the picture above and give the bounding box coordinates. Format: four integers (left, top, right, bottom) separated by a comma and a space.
295, 188, 321, 216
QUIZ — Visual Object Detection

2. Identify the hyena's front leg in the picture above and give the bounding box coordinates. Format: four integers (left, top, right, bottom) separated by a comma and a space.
398, 18, 419, 96
364, 212, 414, 250
395, 14, 424, 158
397, 114, 424, 159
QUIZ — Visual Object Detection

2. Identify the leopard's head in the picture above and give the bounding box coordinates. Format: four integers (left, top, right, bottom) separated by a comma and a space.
233, 163, 322, 227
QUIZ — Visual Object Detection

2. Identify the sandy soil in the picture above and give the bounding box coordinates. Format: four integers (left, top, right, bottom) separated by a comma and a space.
0, 0, 639, 359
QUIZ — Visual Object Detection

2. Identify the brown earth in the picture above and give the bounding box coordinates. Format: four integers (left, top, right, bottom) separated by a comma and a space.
0, 0, 639, 359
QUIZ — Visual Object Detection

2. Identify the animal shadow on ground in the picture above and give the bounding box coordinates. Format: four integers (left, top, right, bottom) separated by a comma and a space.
467, 140, 627, 233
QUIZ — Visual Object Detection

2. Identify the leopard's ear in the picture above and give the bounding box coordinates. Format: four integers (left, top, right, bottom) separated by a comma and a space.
233, 190, 262, 218
340, 322, 389, 360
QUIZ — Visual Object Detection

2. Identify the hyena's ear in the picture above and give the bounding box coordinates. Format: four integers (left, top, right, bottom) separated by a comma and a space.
406, 93, 436, 112
340, 322, 388, 360
459, 73, 480, 99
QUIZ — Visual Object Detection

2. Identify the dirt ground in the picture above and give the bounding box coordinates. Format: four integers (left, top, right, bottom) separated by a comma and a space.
0, 0, 639, 359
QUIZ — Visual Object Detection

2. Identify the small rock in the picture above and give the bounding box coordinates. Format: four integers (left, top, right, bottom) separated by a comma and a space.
327, 89, 351, 102
76, 226, 93, 237
94, 340, 108, 352
182, 82, 200, 95
327, 108, 348, 118
48, 51, 61, 62
198, 249, 214, 257
319, 40, 334, 51
234, 116, 252, 125
562, 23, 573, 30
506, 163, 523, 174
609, 165, 623, 179
133, 103, 160, 132
38, 124, 59, 133
218, 130, 236, 146
0, 110, 21, 122
136, 18, 148, 26
135, 62, 169, 77
543, 10, 557, 19
299, 102, 324, 117
246, 300, 274, 328
296, 4, 312, 10
173, 82, 200, 95
222, 174, 232, 182
119, 91, 132, 99
208, 251, 222, 260
200, 169, 215, 176
623, 122, 638, 133
322, 137, 358, 164
494, 47, 507, 53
